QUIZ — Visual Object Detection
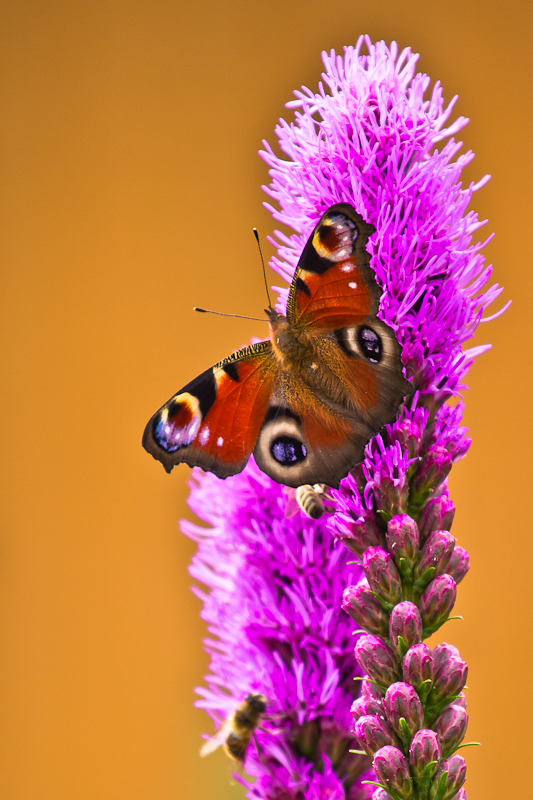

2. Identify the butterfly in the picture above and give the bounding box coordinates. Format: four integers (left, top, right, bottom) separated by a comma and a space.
142, 203, 411, 488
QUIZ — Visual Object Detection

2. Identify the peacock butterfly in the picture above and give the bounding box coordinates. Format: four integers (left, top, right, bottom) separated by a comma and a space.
142, 203, 411, 488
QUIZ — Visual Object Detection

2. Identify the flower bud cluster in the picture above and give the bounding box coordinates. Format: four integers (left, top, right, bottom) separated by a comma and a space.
341, 507, 471, 799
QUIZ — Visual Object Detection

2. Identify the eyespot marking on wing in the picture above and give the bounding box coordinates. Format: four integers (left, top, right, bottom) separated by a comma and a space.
312, 214, 357, 262
335, 325, 383, 364
153, 392, 202, 453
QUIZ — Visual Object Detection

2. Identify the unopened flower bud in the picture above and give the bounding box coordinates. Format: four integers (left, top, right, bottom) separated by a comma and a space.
355, 635, 402, 690
374, 471, 409, 518
330, 512, 383, 556
429, 754, 467, 799
420, 575, 457, 636
446, 546, 470, 584
413, 446, 452, 497
402, 643, 434, 700
419, 494, 455, 543
354, 715, 395, 756
383, 682, 423, 743
434, 704, 468, 758
428, 657, 468, 714
389, 602, 422, 656
433, 643, 461, 670
351, 695, 383, 723
373, 746, 414, 799
386, 515, 419, 570
409, 729, 441, 782
393, 418, 424, 460
414, 531, 456, 586
362, 547, 402, 607
343, 581, 390, 638
371, 790, 391, 800
362, 680, 385, 701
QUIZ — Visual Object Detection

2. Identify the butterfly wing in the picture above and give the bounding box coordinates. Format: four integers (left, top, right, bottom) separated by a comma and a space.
143, 341, 277, 477
253, 204, 411, 487
286, 203, 380, 329
289, 203, 411, 429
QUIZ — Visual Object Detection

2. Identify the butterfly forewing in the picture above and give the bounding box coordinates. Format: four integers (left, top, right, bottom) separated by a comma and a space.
286, 204, 380, 329
142, 342, 277, 477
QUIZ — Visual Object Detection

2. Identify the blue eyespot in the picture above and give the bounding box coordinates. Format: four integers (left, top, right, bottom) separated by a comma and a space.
271, 437, 307, 465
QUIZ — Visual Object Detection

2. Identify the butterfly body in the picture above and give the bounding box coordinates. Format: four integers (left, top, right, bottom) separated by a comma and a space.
143, 204, 412, 488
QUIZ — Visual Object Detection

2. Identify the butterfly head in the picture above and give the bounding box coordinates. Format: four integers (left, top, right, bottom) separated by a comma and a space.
265, 307, 283, 324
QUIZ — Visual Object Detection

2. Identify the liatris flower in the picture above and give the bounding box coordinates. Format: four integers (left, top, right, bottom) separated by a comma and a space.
183, 462, 374, 799
182, 36, 505, 800
259, 34, 505, 799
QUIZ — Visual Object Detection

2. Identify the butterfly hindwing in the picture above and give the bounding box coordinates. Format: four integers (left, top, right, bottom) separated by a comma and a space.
142, 342, 277, 477
253, 399, 376, 488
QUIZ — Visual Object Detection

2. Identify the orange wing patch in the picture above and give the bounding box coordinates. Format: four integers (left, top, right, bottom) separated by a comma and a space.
198, 359, 275, 464
295, 257, 372, 329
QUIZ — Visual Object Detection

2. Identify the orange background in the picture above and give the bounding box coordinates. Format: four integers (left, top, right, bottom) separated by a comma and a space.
0, 1, 530, 798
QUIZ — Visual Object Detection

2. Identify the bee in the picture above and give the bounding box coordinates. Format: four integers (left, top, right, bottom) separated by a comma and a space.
284, 484, 336, 520
200, 693, 267, 764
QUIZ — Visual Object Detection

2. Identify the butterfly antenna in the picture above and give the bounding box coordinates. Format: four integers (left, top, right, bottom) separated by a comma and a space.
253, 228, 272, 309
194, 307, 266, 322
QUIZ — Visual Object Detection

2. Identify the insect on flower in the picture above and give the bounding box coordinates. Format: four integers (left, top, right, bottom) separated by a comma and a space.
200, 693, 268, 764
284, 483, 336, 519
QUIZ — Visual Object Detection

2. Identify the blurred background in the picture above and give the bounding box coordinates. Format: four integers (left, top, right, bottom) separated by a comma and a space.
0, 0, 530, 797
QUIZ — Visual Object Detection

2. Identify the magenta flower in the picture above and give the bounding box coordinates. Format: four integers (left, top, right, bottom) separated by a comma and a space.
183, 462, 372, 798
182, 36, 504, 800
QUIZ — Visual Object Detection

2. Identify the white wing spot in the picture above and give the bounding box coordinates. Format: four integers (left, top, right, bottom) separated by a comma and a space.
349, 281, 358, 290
217, 437, 224, 447
341, 264, 355, 273
199, 427, 210, 444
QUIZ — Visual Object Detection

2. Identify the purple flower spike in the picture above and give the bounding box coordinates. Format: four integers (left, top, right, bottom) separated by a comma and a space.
355, 635, 402, 691
373, 746, 414, 799
362, 548, 403, 608
181, 35, 503, 799
402, 643, 434, 702
434, 704, 469, 759
330, 511, 383, 556
429, 754, 467, 800
351, 695, 383, 723
420, 575, 457, 636
354, 715, 396, 756
343, 581, 390, 638
409, 729, 442, 782
414, 532, 456, 588
389, 602, 423, 657
418, 495, 456, 544
386, 515, 420, 571
428, 657, 468, 716
383, 682, 424, 745
446, 546, 470, 584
